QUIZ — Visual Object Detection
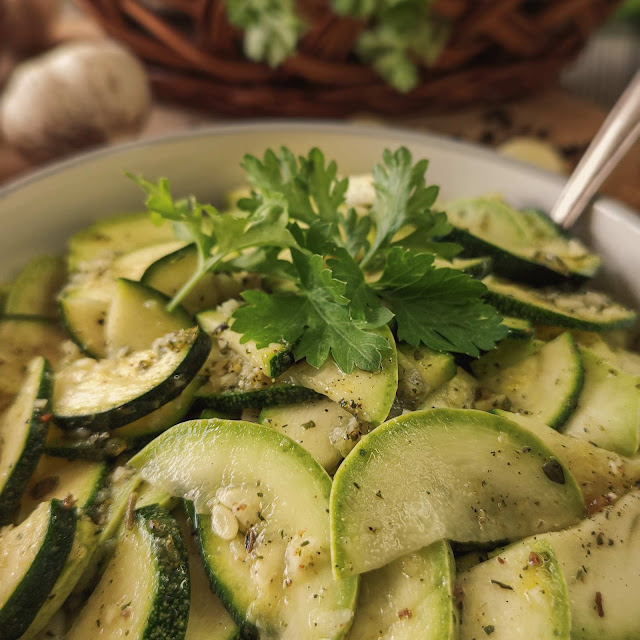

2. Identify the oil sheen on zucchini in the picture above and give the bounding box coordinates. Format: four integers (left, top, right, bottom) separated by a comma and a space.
331, 409, 584, 577
66, 504, 190, 640
0, 356, 53, 525
130, 419, 359, 640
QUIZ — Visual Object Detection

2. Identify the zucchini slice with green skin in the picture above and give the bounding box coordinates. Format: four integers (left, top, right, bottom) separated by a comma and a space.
21, 514, 99, 640
433, 256, 493, 278
19, 456, 108, 522
46, 376, 201, 458
501, 316, 534, 339
130, 419, 359, 640
280, 326, 398, 426
66, 212, 178, 272
106, 278, 193, 356
196, 383, 321, 413
330, 409, 584, 578
471, 337, 543, 380
5, 255, 66, 320
143, 245, 252, 315
53, 326, 211, 431
349, 540, 458, 640
459, 539, 570, 640
178, 509, 240, 640
561, 347, 640, 456
0, 356, 53, 525
66, 504, 190, 640
60, 241, 185, 358
495, 489, 640, 640
482, 275, 637, 331
492, 410, 640, 511
396, 343, 456, 410
475, 332, 584, 429
0, 499, 77, 640
0, 317, 64, 413
259, 397, 359, 473
445, 197, 600, 283
198, 307, 294, 380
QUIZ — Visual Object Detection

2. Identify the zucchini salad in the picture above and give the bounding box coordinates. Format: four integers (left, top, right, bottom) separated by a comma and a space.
0, 146, 638, 640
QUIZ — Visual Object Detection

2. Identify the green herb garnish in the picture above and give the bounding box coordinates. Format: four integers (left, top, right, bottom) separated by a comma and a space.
130, 146, 507, 374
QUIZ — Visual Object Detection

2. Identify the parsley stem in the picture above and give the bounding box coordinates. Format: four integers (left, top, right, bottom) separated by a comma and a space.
166, 251, 225, 312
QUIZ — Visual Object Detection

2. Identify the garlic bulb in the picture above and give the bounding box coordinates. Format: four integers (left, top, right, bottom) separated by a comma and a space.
0, 41, 152, 163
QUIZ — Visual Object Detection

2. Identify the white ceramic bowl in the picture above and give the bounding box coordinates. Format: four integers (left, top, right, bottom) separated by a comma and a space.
1, 122, 638, 311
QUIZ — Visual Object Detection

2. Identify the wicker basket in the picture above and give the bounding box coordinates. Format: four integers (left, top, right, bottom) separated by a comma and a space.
75, 0, 622, 116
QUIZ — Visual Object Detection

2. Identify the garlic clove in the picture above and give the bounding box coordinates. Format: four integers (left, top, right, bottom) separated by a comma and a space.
0, 40, 152, 163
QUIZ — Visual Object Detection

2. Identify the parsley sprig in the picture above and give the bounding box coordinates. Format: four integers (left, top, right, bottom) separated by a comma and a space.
130, 146, 507, 373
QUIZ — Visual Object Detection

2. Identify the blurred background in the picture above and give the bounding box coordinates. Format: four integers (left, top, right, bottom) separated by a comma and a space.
0, 0, 638, 208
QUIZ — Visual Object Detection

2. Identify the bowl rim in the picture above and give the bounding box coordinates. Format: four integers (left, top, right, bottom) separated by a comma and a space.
0, 119, 638, 229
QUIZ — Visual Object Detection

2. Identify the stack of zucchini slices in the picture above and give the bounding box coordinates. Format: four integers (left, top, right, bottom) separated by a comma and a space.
0, 192, 638, 640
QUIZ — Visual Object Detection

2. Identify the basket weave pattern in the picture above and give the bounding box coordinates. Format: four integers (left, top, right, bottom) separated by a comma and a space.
75, 0, 621, 116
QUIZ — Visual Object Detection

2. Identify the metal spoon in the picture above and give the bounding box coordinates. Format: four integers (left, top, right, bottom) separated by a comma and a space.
550, 70, 640, 229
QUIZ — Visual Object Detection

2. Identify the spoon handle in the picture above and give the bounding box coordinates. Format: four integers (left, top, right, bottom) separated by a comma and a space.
550, 70, 640, 229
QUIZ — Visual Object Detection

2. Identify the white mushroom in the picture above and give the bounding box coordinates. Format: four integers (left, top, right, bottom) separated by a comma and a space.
0, 40, 151, 162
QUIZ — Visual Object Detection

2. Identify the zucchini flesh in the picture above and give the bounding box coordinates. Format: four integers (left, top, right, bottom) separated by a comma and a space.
475, 332, 584, 429
5, 254, 66, 320
66, 212, 178, 272
0, 356, 53, 525
259, 397, 358, 473
483, 275, 637, 331
491, 410, 640, 511
459, 540, 570, 640
60, 241, 185, 358
349, 541, 458, 640
106, 278, 194, 356
499, 489, 640, 640
280, 326, 398, 426
19, 456, 107, 522
0, 499, 77, 640
130, 419, 359, 640
66, 504, 190, 640
396, 343, 456, 409
330, 409, 584, 577
561, 347, 640, 456
53, 326, 211, 431
143, 244, 251, 315
0, 317, 64, 413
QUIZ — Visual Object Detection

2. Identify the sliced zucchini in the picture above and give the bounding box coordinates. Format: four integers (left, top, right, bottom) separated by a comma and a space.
280, 326, 398, 426
330, 409, 584, 577
178, 508, 240, 640
561, 347, 639, 456
434, 256, 493, 278
349, 540, 458, 640
130, 419, 359, 640
66, 504, 190, 640
106, 278, 194, 355
259, 396, 359, 473
0, 356, 53, 525
475, 332, 584, 429
21, 514, 99, 639
198, 306, 294, 380
501, 316, 534, 339
196, 383, 320, 413
416, 367, 510, 412
471, 337, 543, 380
0, 499, 77, 640
500, 489, 640, 640
60, 241, 185, 358
53, 326, 211, 431
396, 343, 456, 409
5, 255, 66, 319
66, 211, 178, 272
143, 244, 252, 315
492, 410, 640, 511
445, 197, 600, 282
0, 317, 64, 413
19, 456, 107, 522
483, 275, 637, 331
459, 539, 570, 640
